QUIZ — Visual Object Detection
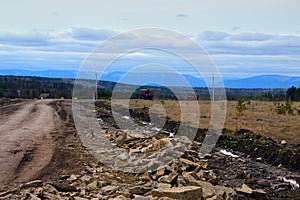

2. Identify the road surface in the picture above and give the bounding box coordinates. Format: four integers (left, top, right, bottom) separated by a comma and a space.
0, 100, 66, 185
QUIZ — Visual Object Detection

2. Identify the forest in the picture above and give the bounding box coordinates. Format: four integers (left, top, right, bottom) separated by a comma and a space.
0, 75, 298, 101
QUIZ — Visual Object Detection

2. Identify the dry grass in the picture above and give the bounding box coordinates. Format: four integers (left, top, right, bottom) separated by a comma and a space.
110, 99, 300, 144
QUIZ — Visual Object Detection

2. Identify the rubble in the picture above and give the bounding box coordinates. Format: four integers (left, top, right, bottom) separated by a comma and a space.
1, 100, 300, 199
151, 186, 202, 200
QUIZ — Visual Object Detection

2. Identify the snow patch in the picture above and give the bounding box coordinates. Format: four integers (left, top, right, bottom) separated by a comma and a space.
283, 177, 299, 188
153, 127, 161, 132
169, 133, 175, 138
122, 116, 130, 120
220, 149, 239, 158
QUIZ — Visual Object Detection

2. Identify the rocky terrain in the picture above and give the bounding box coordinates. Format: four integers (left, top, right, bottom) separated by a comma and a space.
0, 100, 299, 199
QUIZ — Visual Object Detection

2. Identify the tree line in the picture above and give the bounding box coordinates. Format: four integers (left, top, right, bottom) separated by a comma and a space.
286, 86, 300, 101
1, 75, 300, 101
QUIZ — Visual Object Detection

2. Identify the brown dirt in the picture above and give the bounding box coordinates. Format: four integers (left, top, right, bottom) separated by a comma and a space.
0, 99, 299, 199
0, 100, 94, 190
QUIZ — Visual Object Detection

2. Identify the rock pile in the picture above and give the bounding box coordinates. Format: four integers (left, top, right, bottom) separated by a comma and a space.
1, 101, 299, 199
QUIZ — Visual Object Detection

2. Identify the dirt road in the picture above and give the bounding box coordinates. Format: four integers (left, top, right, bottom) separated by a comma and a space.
0, 99, 83, 187
0, 100, 58, 185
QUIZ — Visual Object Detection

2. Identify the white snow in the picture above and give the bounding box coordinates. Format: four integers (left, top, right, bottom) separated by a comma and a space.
153, 127, 161, 132
283, 177, 300, 188
169, 132, 175, 138
122, 116, 130, 120
220, 149, 239, 158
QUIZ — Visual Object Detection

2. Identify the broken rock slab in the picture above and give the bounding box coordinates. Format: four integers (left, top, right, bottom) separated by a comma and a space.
20, 180, 43, 189
235, 183, 253, 195
182, 174, 236, 199
151, 186, 202, 200
129, 186, 151, 195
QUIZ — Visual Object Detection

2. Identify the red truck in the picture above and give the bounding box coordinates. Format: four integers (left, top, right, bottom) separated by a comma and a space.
140, 89, 153, 100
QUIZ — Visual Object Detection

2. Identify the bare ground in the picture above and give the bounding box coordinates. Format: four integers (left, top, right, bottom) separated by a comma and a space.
123, 100, 300, 144
0, 100, 94, 190
0, 99, 299, 199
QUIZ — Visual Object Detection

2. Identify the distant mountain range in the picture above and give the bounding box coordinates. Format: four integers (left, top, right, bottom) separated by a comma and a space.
0, 69, 78, 79
1, 69, 299, 88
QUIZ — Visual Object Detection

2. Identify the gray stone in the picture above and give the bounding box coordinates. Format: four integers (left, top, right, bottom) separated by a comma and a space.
100, 185, 118, 194
257, 179, 271, 187
42, 192, 63, 200
129, 186, 151, 195
251, 189, 267, 199
51, 181, 77, 192
20, 180, 43, 189
156, 166, 167, 177
87, 180, 99, 190
80, 175, 92, 183
112, 195, 128, 200
158, 171, 178, 184
151, 186, 202, 200
133, 195, 152, 200
182, 175, 236, 199
44, 184, 59, 194
156, 183, 172, 188
67, 174, 78, 181
235, 184, 253, 195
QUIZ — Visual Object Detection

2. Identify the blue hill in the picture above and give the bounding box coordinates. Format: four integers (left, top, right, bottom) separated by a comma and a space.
1, 69, 299, 88
224, 75, 300, 88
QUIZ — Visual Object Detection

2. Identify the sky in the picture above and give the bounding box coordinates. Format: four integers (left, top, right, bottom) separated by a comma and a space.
0, 0, 300, 79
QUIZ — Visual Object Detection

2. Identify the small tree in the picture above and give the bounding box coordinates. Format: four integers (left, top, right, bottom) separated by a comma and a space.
272, 101, 293, 115
236, 99, 250, 116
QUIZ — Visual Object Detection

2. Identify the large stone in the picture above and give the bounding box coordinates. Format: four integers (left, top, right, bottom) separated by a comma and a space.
251, 189, 267, 199
80, 175, 92, 183
235, 184, 253, 195
87, 180, 99, 190
156, 166, 167, 177
51, 182, 77, 192
151, 186, 202, 200
257, 179, 271, 187
129, 186, 151, 195
157, 183, 172, 188
179, 158, 200, 168
42, 192, 63, 200
112, 195, 128, 200
182, 174, 198, 185
182, 175, 235, 199
100, 185, 118, 195
114, 159, 129, 168
158, 172, 178, 184
43, 184, 59, 194
133, 195, 152, 200
20, 180, 43, 189
67, 174, 78, 182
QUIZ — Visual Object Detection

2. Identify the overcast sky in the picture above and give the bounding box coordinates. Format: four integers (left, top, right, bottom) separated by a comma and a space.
0, 0, 300, 78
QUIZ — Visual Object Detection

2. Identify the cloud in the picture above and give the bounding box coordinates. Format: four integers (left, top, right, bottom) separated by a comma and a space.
176, 14, 189, 18
70, 28, 117, 41
197, 31, 230, 41
0, 28, 300, 78
230, 32, 273, 41
197, 31, 300, 56
232, 26, 240, 31
0, 31, 51, 46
